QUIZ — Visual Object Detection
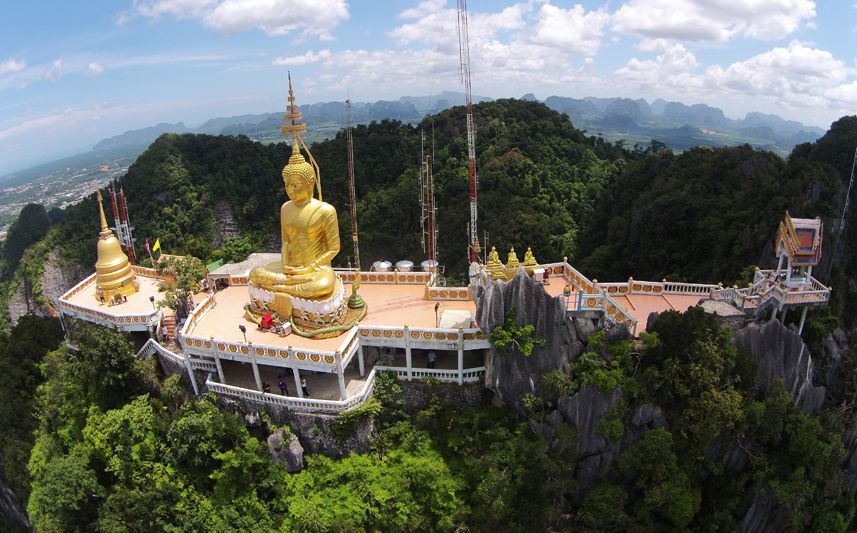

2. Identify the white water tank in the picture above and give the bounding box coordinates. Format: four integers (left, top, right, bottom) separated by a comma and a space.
421, 260, 439, 272
373, 260, 392, 272
395, 260, 414, 272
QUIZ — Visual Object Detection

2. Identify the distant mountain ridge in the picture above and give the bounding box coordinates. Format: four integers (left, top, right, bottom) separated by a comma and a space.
1, 92, 824, 186
541, 96, 824, 154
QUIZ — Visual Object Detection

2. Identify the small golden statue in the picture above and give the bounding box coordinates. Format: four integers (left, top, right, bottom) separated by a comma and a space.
523, 246, 538, 267
486, 246, 506, 280
506, 247, 520, 270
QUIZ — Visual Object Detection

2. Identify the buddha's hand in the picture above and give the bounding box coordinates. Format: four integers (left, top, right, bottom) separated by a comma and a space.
281, 264, 314, 275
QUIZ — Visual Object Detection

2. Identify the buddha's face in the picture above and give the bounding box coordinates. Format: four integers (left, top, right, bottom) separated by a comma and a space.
285, 175, 313, 204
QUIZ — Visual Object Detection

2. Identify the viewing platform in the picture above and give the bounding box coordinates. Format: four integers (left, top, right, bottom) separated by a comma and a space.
57, 265, 166, 332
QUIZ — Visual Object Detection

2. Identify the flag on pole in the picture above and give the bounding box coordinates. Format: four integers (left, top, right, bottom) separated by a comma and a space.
145, 239, 151, 252
152, 239, 161, 253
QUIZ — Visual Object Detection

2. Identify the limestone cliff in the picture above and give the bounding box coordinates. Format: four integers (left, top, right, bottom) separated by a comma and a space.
734, 319, 826, 414
8, 247, 87, 327
476, 269, 587, 413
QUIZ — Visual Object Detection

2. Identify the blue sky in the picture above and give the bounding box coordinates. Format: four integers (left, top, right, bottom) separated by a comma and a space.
1, 0, 856, 176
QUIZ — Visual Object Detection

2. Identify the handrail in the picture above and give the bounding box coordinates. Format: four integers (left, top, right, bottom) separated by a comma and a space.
374, 365, 485, 383
205, 368, 377, 413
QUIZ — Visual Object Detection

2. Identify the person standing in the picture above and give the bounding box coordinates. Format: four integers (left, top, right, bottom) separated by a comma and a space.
427, 350, 437, 369
277, 375, 288, 396
301, 377, 309, 397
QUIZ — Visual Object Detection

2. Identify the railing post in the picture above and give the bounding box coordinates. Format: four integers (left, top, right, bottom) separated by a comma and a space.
248, 342, 263, 392
357, 343, 365, 377
212, 336, 224, 383
404, 324, 413, 381
457, 327, 464, 386
182, 352, 199, 395
292, 367, 303, 398
798, 306, 809, 335
336, 351, 346, 401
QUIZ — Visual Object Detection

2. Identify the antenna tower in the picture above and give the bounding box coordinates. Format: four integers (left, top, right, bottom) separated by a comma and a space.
109, 181, 136, 264
346, 98, 361, 270
457, 0, 480, 263
825, 146, 857, 279
420, 130, 438, 263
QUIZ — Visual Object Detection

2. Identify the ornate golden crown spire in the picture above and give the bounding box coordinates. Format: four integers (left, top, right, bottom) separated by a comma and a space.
280, 72, 323, 200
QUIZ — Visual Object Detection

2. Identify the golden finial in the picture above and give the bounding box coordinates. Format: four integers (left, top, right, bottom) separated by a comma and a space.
279, 73, 322, 201
281, 71, 307, 137
96, 190, 109, 233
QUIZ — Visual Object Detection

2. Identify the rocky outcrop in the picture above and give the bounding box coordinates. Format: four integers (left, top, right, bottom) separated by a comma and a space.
478, 269, 591, 413
817, 328, 848, 404
288, 413, 374, 458
740, 486, 787, 533
267, 429, 304, 473
734, 319, 825, 414
558, 385, 624, 492
0, 454, 29, 531
8, 247, 87, 327
844, 425, 857, 495
212, 201, 240, 248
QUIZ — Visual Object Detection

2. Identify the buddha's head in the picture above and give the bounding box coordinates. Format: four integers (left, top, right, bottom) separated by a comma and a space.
282, 142, 316, 204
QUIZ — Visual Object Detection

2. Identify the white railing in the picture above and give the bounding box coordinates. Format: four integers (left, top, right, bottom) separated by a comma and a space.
357, 325, 490, 350
425, 286, 471, 301
374, 365, 486, 383
205, 368, 377, 414
663, 281, 719, 295
136, 338, 184, 366
333, 269, 433, 286
180, 293, 216, 338
181, 333, 342, 372
59, 301, 160, 330
599, 279, 717, 296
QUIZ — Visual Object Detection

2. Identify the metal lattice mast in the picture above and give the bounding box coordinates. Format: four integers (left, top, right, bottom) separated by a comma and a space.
346, 98, 361, 271
118, 187, 136, 264
457, 0, 480, 263
825, 146, 857, 279
420, 131, 438, 263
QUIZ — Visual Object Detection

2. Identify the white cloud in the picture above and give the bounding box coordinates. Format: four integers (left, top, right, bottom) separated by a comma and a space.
612, 0, 816, 43
705, 41, 845, 105
399, 0, 446, 20
46, 60, 63, 82
129, 0, 349, 39
616, 42, 699, 88
272, 49, 332, 66
825, 81, 857, 105
531, 4, 610, 56
0, 58, 26, 76
85, 62, 105, 77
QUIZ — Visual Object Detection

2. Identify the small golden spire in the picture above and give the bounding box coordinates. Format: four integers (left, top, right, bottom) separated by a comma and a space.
281, 71, 307, 137
97, 190, 109, 233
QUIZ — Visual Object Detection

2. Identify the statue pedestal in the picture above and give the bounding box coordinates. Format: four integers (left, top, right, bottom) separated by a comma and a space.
246, 276, 366, 338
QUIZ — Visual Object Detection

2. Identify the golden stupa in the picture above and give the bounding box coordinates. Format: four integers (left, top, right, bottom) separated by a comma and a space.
94, 190, 138, 300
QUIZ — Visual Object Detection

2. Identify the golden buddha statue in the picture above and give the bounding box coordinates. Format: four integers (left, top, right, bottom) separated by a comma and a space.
249, 142, 340, 306
248, 75, 345, 325
506, 247, 520, 270
523, 246, 538, 267
94, 191, 138, 300
486, 246, 506, 280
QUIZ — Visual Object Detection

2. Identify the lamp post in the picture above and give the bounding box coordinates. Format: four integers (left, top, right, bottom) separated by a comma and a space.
149, 295, 156, 309
434, 302, 440, 327
238, 324, 248, 344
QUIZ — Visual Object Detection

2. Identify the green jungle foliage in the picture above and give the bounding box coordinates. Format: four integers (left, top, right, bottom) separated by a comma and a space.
18, 309, 855, 531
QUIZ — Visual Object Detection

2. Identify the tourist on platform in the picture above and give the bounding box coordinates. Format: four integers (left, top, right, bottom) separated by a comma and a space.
427, 350, 437, 369
277, 375, 288, 396
263, 382, 271, 394
301, 377, 309, 397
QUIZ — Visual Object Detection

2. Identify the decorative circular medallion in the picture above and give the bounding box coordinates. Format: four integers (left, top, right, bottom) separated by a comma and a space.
310, 354, 320, 362
323, 355, 335, 364
296, 353, 306, 360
